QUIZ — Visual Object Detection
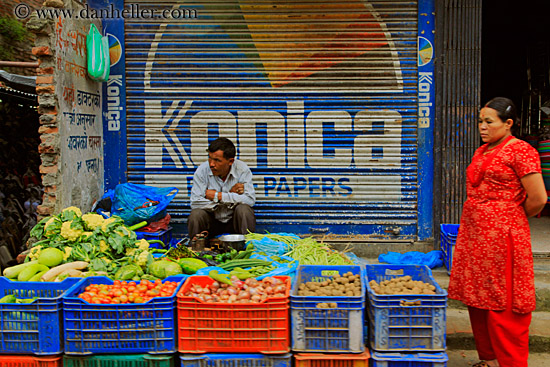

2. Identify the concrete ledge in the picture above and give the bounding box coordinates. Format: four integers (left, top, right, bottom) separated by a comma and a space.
446, 309, 550, 352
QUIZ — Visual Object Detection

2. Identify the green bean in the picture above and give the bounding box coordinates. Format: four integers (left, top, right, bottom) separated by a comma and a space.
283, 237, 353, 265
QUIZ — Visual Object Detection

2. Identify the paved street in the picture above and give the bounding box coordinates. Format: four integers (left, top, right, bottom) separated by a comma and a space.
447, 350, 550, 367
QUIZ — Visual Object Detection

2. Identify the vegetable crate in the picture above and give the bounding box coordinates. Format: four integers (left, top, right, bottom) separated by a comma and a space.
370, 352, 448, 367
136, 227, 173, 249
62, 275, 187, 355
440, 224, 459, 275
0, 355, 62, 367
290, 265, 366, 353
177, 276, 290, 354
293, 351, 370, 367
0, 277, 81, 355
179, 353, 292, 367
365, 265, 447, 352
63, 354, 175, 367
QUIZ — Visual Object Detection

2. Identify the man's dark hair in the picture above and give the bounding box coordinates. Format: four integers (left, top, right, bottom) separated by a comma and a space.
208, 137, 236, 159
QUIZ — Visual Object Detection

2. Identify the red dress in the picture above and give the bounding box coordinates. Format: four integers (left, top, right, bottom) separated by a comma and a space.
448, 138, 541, 313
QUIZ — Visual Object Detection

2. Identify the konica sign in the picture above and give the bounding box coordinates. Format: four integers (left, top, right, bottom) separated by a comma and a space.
101, 0, 435, 239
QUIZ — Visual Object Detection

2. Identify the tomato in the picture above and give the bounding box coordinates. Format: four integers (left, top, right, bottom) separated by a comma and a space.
137, 284, 148, 293
77, 280, 182, 304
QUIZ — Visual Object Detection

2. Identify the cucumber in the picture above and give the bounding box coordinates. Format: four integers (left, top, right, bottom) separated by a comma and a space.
2, 260, 38, 279
178, 258, 208, 274
17, 264, 49, 282
28, 270, 49, 282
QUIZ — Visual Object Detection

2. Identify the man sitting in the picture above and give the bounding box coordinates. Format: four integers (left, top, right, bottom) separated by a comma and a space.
187, 137, 256, 240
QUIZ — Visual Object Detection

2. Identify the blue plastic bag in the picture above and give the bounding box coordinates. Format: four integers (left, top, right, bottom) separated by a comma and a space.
112, 183, 178, 226
246, 232, 300, 256
378, 250, 444, 269
249, 254, 299, 281
195, 266, 229, 275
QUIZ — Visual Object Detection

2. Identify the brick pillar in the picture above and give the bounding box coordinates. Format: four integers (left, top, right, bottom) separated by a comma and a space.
27, 7, 59, 219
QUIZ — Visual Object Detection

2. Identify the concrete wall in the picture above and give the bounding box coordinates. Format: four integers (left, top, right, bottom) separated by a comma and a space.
27, 0, 104, 216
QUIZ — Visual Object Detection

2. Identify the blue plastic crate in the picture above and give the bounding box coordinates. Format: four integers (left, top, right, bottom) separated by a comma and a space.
370, 352, 448, 367
440, 224, 459, 275
0, 277, 81, 355
365, 265, 447, 352
290, 265, 366, 353
62, 275, 187, 355
136, 227, 173, 248
180, 353, 292, 367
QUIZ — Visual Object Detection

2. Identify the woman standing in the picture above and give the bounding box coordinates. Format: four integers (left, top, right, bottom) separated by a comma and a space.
448, 97, 547, 367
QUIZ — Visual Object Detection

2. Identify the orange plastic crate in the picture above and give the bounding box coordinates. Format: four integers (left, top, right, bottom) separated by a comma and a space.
177, 275, 290, 354
293, 351, 370, 367
0, 355, 62, 367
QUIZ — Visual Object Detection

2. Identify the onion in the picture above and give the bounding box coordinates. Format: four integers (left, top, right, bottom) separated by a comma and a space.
245, 278, 259, 287
211, 281, 220, 289
273, 285, 286, 294
228, 294, 238, 302
237, 291, 250, 300
251, 294, 261, 302
271, 278, 282, 286
248, 287, 258, 295
227, 287, 238, 295
264, 286, 273, 295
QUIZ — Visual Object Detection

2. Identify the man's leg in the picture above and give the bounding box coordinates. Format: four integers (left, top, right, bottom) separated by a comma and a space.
232, 204, 256, 234
187, 208, 213, 239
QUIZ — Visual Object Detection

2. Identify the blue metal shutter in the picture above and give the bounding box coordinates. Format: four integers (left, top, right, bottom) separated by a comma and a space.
125, 0, 418, 239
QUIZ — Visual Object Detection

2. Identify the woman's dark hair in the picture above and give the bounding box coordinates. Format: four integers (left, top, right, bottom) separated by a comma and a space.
208, 137, 236, 159
484, 97, 520, 134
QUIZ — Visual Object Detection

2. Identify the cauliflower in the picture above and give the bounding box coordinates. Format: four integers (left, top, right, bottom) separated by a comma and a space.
101, 217, 118, 232
44, 216, 61, 236
62, 206, 82, 217
63, 247, 72, 261
126, 247, 137, 256
60, 221, 83, 241
28, 245, 42, 261
136, 250, 150, 266
116, 226, 131, 238
136, 239, 150, 250
100, 256, 112, 264
82, 213, 104, 230
99, 240, 109, 252
82, 231, 93, 239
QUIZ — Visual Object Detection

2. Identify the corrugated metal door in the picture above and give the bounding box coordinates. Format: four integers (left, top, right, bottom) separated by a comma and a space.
125, 0, 419, 239
434, 0, 482, 232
